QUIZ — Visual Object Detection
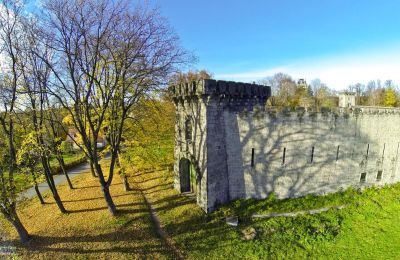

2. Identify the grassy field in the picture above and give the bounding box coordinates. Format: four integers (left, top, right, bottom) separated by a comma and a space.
4, 160, 400, 259
133, 168, 400, 259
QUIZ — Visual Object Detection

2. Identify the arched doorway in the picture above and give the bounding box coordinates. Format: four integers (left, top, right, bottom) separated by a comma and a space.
179, 158, 196, 193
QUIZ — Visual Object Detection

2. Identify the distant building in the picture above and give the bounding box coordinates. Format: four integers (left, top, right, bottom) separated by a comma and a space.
338, 92, 356, 108
96, 136, 106, 148
65, 128, 106, 149
297, 78, 307, 86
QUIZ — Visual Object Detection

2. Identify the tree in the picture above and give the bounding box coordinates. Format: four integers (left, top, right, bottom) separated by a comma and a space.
384, 88, 397, 107
45, 105, 74, 190
0, 0, 29, 242
167, 69, 212, 99
310, 79, 333, 109
347, 83, 366, 105
259, 73, 297, 107
170, 69, 212, 84
17, 14, 67, 212
37, 0, 189, 216
122, 99, 175, 171
16, 132, 46, 205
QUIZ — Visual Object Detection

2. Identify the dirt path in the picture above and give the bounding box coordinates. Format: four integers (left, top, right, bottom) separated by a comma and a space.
134, 171, 185, 260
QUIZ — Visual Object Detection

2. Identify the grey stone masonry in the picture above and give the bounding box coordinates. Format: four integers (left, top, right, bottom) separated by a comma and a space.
172, 79, 400, 213
172, 79, 270, 212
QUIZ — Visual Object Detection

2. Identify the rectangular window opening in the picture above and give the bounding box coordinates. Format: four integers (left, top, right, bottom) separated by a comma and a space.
366, 144, 370, 159
377, 170, 383, 181
251, 148, 255, 167
282, 147, 286, 165
360, 172, 367, 183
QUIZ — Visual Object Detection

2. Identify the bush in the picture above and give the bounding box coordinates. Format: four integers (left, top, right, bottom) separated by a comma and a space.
50, 154, 87, 175
60, 141, 74, 154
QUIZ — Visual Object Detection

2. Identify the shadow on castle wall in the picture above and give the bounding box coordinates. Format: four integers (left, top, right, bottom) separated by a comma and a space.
172, 79, 400, 213
229, 108, 400, 204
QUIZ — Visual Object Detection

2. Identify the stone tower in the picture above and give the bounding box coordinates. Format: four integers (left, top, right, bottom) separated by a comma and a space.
339, 91, 356, 108
171, 79, 271, 212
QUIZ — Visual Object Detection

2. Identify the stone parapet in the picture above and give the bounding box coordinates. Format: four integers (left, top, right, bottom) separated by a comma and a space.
171, 79, 271, 100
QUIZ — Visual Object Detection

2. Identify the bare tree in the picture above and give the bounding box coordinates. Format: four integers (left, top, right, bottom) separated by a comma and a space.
310, 79, 332, 109
0, 0, 29, 242
18, 17, 67, 212
259, 73, 297, 107
37, 0, 189, 215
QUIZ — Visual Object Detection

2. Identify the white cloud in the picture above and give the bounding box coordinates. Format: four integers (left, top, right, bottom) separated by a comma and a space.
216, 45, 400, 90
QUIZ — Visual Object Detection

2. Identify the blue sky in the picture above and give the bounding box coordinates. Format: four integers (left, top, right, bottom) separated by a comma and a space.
155, 0, 400, 89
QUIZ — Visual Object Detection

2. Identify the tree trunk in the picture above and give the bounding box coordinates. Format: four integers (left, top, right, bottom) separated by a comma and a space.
48, 174, 66, 213
57, 155, 73, 189
123, 175, 130, 192
31, 170, 45, 204
53, 192, 66, 213
34, 184, 45, 205
116, 152, 130, 192
12, 217, 29, 243
6, 213, 30, 243
93, 154, 116, 216
42, 157, 66, 213
89, 160, 97, 177
102, 185, 116, 216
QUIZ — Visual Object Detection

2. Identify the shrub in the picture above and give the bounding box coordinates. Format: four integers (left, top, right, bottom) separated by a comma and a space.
60, 141, 74, 154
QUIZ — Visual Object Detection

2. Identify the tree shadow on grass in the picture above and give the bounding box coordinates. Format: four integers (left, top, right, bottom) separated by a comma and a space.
5, 200, 171, 257
8, 228, 170, 256
131, 170, 250, 256
130, 176, 165, 185
62, 193, 143, 203
67, 206, 146, 214
73, 182, 121, 190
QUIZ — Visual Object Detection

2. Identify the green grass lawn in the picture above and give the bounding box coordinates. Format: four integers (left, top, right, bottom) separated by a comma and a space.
134, 168, 400, 259
48, 151, 86, 169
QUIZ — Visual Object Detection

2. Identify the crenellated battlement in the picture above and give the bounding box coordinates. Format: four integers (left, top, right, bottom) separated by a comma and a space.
171, 79, 271, 101
256, 106, 400, 119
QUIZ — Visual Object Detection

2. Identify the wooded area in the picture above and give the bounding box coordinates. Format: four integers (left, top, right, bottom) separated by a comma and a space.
261, 73, 400, 109
0, 0, 187, 243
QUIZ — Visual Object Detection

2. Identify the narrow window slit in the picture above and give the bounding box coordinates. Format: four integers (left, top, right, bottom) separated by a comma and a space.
366, 143, 370, 159
282, 147, 286, 165
310, 146, 315, 163
251, 148, 255, 167
336, 145, 340, 161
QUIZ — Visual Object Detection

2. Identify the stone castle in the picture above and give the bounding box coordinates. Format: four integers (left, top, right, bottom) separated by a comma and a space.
171, 79, 400, 213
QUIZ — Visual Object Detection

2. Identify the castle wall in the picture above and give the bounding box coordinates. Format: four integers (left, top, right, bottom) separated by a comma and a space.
172, 79, 400, 213
224, 108, 400, 201
172, 79, 270, 212
173, 97, 208, 210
